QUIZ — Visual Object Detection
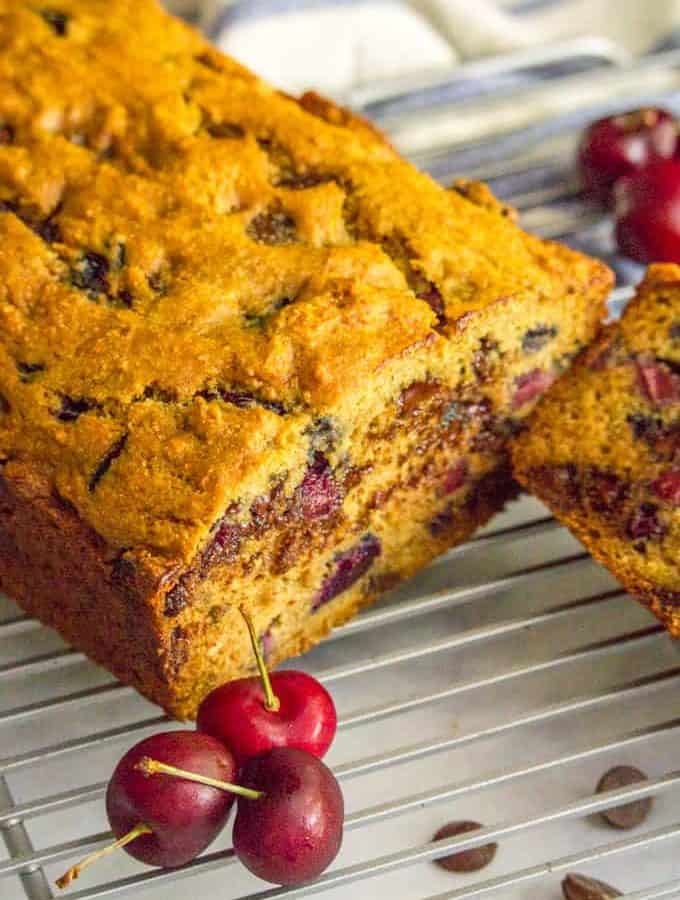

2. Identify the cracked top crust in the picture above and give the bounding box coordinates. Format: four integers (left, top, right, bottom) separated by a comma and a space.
0, 0, 611, 564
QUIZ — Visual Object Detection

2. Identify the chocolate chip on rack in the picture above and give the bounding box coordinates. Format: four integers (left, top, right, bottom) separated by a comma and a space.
432, 821, 498, 873
596, 765, 654, 830
562, 873, 623, 900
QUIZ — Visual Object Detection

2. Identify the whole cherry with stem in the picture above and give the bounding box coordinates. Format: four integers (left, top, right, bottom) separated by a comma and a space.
98, 743, 344, 887
55, 731, 250, 889
197, 608, 337, 765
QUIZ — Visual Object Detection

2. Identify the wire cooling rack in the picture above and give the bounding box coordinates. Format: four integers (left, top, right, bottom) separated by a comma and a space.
2, 37, 680, 900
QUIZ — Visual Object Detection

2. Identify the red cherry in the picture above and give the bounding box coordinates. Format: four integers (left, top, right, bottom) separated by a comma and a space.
511, 367, 556, 410
56, 731, 239, 888
197, 611, 337, 766
198, 671, 337, 766
233, 747, 344, 885
614, 159, 680, 263
636, 355, 680, 404
578, 107, 677, 205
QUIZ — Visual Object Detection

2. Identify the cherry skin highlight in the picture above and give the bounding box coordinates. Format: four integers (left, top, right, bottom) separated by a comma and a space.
105, 730, 238, 868
233, 747, 344, 885
197, 670, 337, 766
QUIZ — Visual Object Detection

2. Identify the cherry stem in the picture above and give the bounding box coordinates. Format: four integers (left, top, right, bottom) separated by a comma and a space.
240, 607, 280, 712
136, 756, 264, 800
55, 823, 152, 889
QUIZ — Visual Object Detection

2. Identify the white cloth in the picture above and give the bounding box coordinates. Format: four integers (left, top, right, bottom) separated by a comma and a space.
164, 0, 680, 97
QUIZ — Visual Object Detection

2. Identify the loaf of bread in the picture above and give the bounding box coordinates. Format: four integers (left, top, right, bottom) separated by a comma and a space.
0, 0, 611, 717
513, 264, 680, 636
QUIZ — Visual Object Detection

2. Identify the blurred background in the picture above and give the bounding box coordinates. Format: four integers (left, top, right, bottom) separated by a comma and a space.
162, 0, 680, 97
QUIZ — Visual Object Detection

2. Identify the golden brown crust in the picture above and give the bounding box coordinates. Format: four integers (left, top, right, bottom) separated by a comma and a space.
297, 91, 396, 149
513, 264, 680, 637
0, 0, 612, 716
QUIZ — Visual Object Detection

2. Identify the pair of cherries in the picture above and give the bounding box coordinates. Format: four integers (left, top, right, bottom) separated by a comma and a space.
57, 612, 341, 889
578, 107, 680, 264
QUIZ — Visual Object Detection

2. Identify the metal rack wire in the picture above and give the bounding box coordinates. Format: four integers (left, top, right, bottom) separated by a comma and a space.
2, 38, 680, 900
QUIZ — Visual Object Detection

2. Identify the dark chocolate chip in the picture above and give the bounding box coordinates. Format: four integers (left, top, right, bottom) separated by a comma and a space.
0, 123, 14, 145
0, 392, 9, 414
416, 284, 446, 325
670, 322, 680, 341
224, 390, 286, 415
626, 503, 665, 542
164, 581, 189, 617
313, 533, 381, 610
562, 873, 622, 900
627, 412, 659, 441
88, 432, 128, 492
199, 386, 286, 415
71, 251, 110, 297
432, 821, 497, 873
17, 361, 45, 382
40, 8, 69, 35
276, 171, 329, 190
206, 121, 245, 139
54, 395, 98, 422
116, 289, 134, 308
34, 218, 61, 243
246, 205, 297, 245
596, 765, 654, 830
522, 324, 558, 354
628, 413, 680, 461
